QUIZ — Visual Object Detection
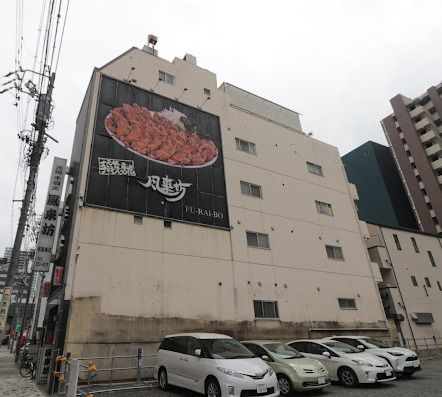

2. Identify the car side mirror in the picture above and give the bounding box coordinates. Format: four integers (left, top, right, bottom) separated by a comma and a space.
357, 345, 365, 351
322, 351, 331, 358
261, 355, 270, 362
194, 348, 202, 357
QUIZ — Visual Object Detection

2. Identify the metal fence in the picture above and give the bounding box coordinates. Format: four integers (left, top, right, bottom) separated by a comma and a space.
51, 348, 157, 396
400, 337, 442, 353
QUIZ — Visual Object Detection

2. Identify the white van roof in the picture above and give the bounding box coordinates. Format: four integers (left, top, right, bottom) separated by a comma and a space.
164, 333, 232, 339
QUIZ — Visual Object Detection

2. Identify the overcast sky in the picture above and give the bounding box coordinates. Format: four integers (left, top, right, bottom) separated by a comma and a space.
1, 0, 441, 255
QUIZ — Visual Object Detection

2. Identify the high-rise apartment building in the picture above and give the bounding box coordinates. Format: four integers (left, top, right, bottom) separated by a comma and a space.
381, 83, 442, 234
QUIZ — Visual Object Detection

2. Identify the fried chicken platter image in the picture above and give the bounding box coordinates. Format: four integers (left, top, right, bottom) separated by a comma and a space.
104, 103, 219, 168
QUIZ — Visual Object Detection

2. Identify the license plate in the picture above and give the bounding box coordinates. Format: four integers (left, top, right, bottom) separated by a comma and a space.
318, 377, 326, 384
257, 385, 267, 393
386, 370, 392, 377
413, 361, 419, 367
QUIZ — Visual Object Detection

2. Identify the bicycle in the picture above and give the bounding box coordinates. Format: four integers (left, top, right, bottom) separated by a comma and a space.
19, 353, 35, 378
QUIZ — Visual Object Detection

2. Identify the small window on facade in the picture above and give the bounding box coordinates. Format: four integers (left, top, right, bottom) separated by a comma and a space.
411, 237, 419, 253
240, 181, 262, 198
134, 215, 143, 225
203, 88, 211, 96
411, 276, 418, 287
428, 251, 436, 267
246, 231, 270, 249
393, 234, 402, 250
425, 277, 432, 288
164, 220, 172, 229
411, 163, 416, 169
437, 281, 442, 291
159, 70, 175, 85
235, 137, 256, 155
306, 162, 323, 176
253, 300, 279, 319
427, 202, 433, 210
338, 298, 357, 310
315, 201, 334, 216
326, 245, 344, 260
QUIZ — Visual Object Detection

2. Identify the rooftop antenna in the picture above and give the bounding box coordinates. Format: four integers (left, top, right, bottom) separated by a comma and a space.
148, 34, 158, 52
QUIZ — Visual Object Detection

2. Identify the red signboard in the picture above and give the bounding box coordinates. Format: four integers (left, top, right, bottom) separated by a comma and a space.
53, 266, 63, 286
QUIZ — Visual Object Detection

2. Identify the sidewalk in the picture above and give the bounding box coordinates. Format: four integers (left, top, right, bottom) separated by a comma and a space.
0, 346, 46, 397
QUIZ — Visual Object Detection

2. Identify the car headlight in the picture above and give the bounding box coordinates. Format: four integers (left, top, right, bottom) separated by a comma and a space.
216, 367, 244, 379
351, 359, 373, 367
387, 351, 404, 357
288, 364, 302, 373
267, 367, 274, 376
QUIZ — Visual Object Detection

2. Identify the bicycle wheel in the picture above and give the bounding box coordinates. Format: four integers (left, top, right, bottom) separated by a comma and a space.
20, 363, 32, 378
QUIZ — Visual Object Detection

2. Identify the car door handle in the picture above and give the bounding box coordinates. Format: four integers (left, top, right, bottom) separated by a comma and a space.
180, 357, 188, 362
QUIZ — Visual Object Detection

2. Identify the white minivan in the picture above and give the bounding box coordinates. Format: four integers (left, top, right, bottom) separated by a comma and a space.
155, 333, 279, 397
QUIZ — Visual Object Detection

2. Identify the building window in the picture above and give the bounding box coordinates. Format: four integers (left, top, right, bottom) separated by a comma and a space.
315, 201, 334, 216
159, 71, 175, 85
240, 181, 262, 198
428, 251, 436, 267
411, 276, 418, 287
253, 300, 279, 319
203, 88, 211, 96
411, 237, 419, 253
326, 245, 344, 260
164, 220, 172, 229
235, 137, 256, 155
133, 215, 143, 225
306, 162, 323, 176
425, 277, 432, 288
393, 234, 402, 250
338, 298, 357, 310
437, 281, 442, 291
246, 231, 270, 249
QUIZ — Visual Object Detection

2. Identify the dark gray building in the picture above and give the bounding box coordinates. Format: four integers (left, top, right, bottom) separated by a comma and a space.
342, 141, 418, 229
381, 83, 442, 234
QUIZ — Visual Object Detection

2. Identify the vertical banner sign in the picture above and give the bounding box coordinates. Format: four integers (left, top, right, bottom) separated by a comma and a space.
34, 157, 67, 272
0, 287, 12, 334
53, 266, 63, 286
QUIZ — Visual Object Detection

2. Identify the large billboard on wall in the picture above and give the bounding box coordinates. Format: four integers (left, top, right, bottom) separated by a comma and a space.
85, 75, 229, 228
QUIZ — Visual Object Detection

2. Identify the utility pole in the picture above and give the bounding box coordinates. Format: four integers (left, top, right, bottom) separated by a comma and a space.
1, 73, 55, 341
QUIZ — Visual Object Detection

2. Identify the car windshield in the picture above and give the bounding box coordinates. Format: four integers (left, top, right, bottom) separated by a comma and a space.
263, 343, 304, 359
202, 339, 256, 359
323, 341, 362, 354
362, 338, 391, 348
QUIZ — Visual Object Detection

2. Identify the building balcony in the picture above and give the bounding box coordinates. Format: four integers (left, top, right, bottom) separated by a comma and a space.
409, 105, 424, 119
431, 157, 442, 171
420, 129, 437, 144
426, 142, 442, 157
415, 117, 432, 130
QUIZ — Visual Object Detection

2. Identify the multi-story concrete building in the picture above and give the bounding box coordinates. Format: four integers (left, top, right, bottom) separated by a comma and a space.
366, 223, 442, 348
342, 141, 418, 230
381, 83, 442, 235
43, 42, 388, 381
0, 248, 33, 302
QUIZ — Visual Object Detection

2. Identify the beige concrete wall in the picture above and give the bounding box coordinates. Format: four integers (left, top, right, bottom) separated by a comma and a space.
63, 47, 388, 360
367, 222, 442, 344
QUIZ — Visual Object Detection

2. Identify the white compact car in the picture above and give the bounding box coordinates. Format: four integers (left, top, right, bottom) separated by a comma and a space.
155, 333, 279, 397
288, 339, 396, 387
327, 336, 421, 376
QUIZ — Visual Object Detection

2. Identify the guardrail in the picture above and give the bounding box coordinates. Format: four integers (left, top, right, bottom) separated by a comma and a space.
50, 348, 157, 396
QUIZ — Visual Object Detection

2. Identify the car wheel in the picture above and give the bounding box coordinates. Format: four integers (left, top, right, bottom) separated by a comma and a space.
158, 367, 168, 390
277, 374, 294, 396
205, 377, 221, 397
338, 367, 359, 387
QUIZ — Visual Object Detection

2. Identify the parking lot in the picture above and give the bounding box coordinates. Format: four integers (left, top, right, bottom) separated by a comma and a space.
94, 356, 442, 397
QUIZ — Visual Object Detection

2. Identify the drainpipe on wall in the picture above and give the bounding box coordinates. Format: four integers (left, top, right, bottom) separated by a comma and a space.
379, 227, 417, 351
